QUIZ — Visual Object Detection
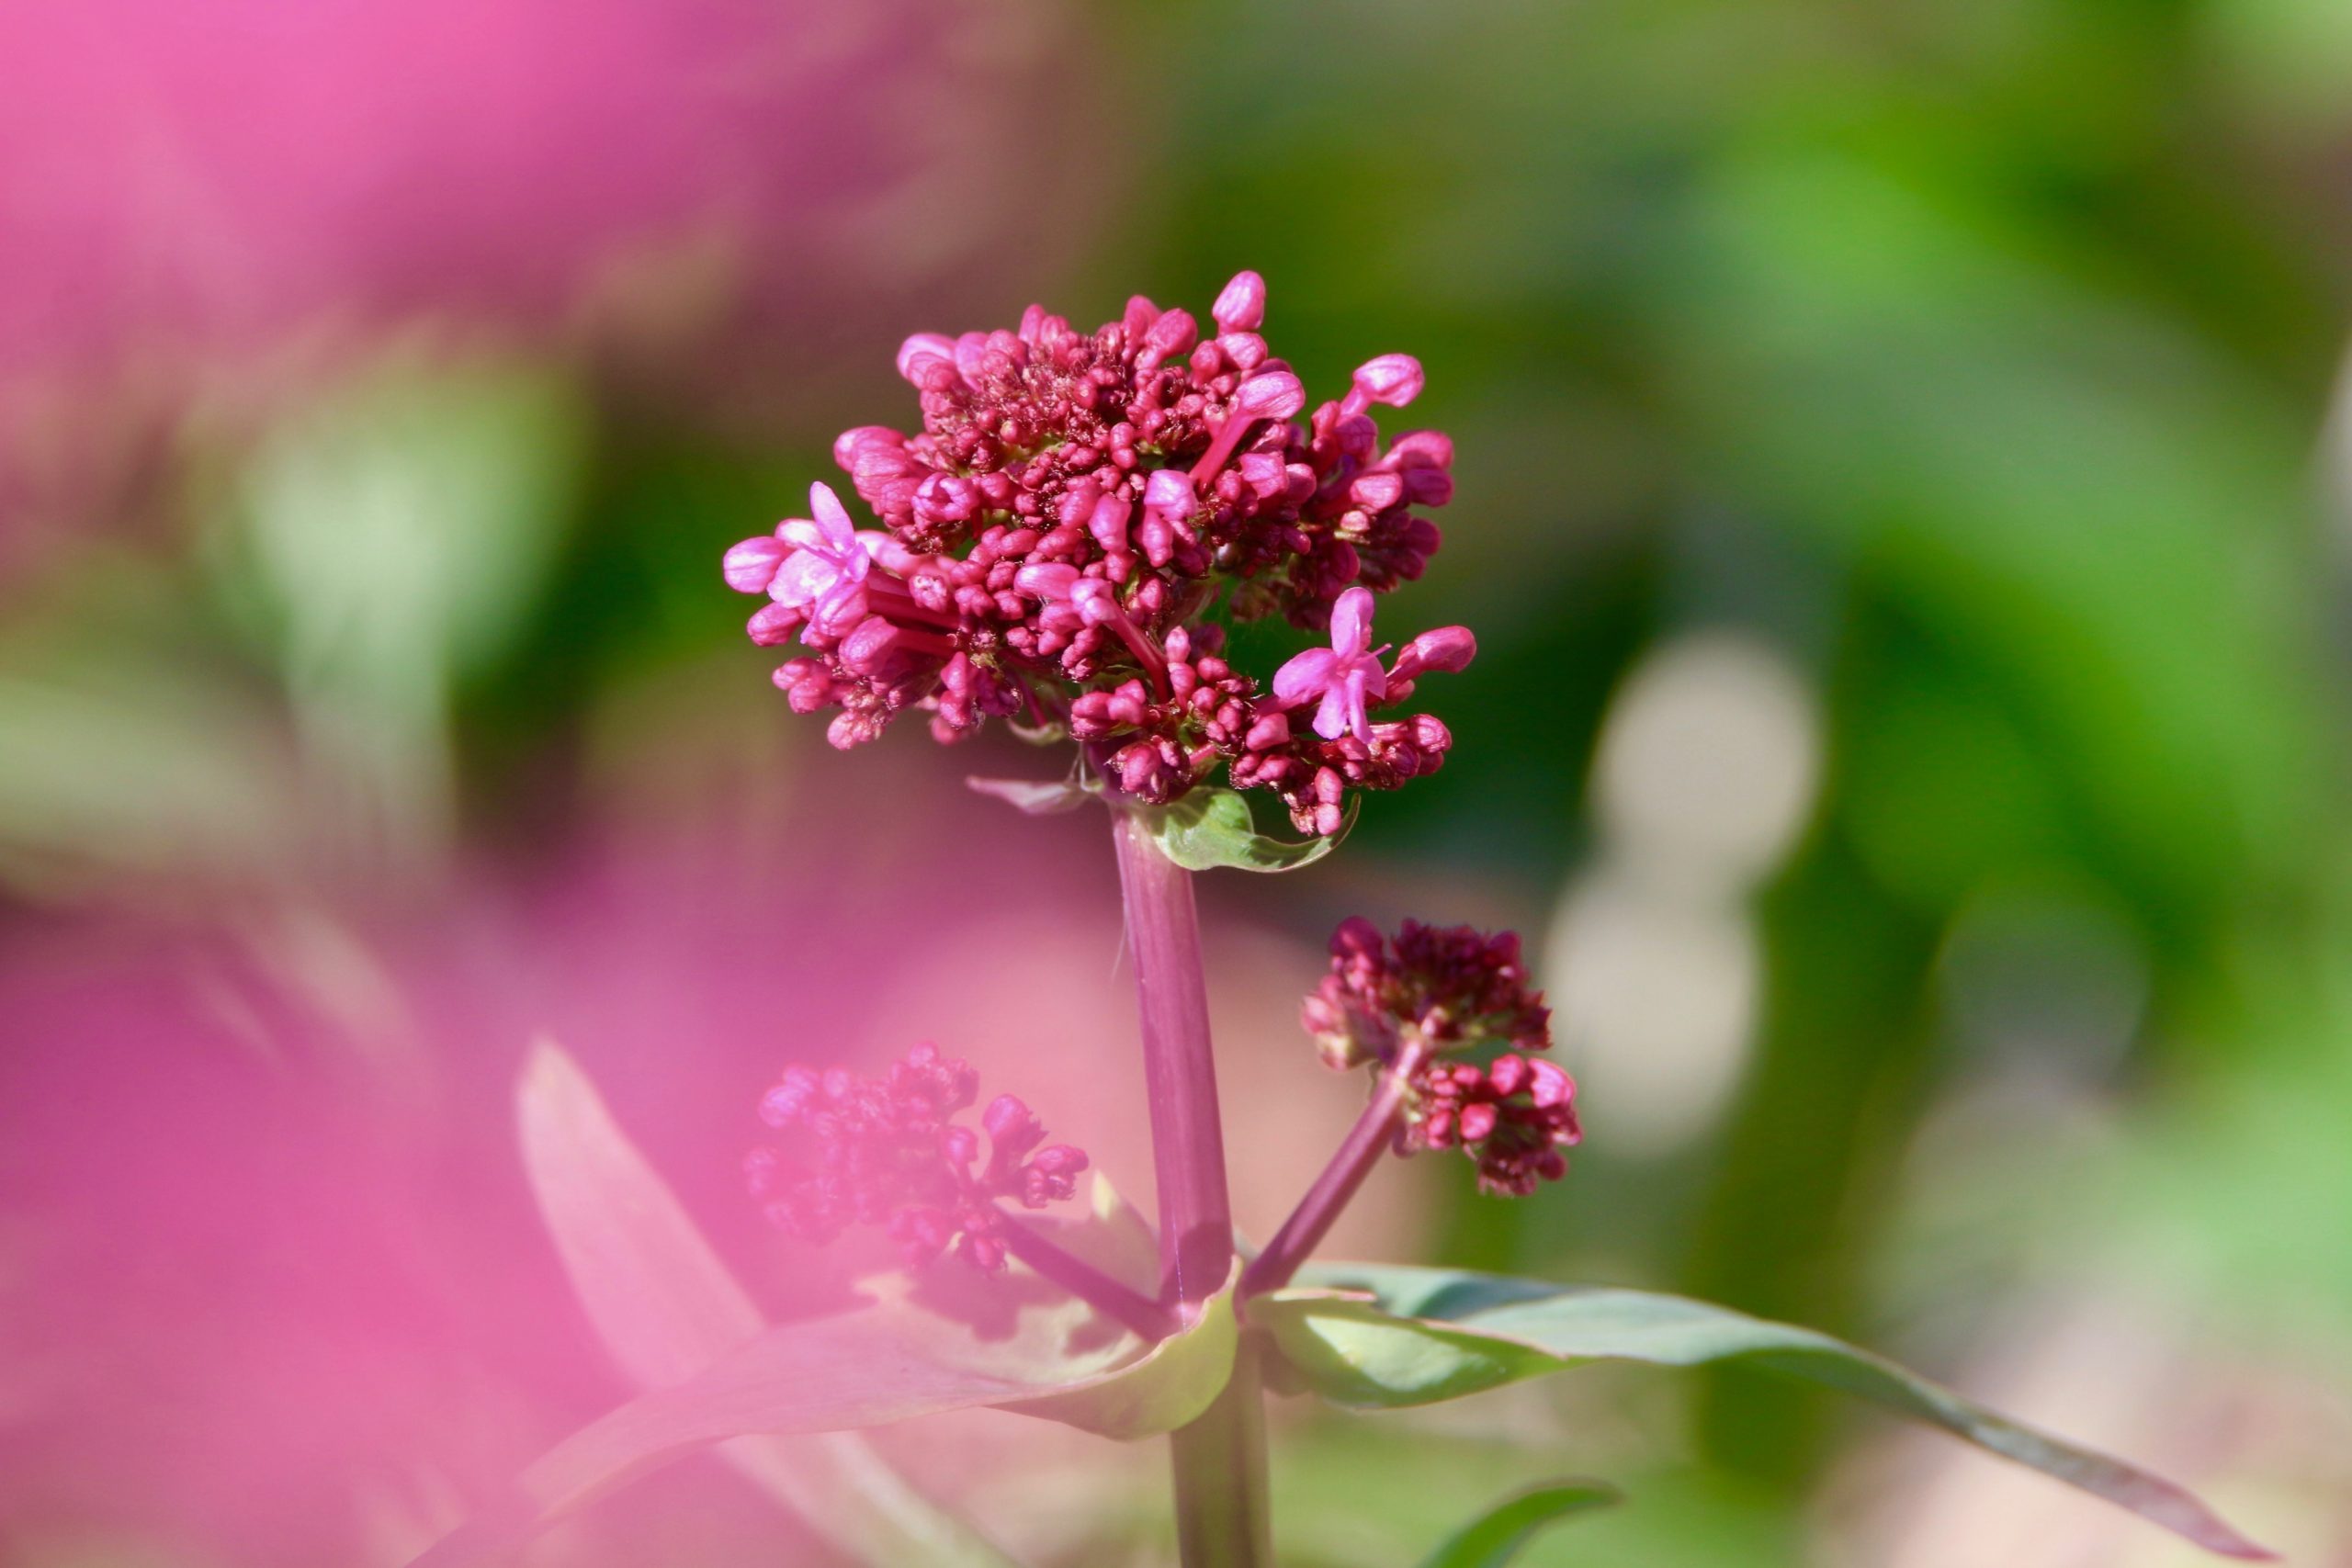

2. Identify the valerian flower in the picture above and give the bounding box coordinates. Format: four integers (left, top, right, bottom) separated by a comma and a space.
721, 273, 1477, 832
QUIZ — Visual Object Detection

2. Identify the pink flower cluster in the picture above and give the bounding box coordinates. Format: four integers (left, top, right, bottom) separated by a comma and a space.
724, 272, 1476, 833
745, 1043, 1088, 1274
1302, 918, 1578, 1196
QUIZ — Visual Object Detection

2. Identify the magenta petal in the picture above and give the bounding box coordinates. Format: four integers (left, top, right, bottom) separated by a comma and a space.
746, 603, 800, 646
808, 482, 858, 552
1312, 684, 1353, 741
1329, 587, 1376, 658
769, 549, 836, 607
722, 536, 788, 593
896, 332, 956, 382
1341, 665, 1378, 739
1351, 354, 1425, 408
1143, 468, 1195, 519
1274, 647, 1340, 707
1232, 370, 1306, 421
1015, 562, 1080, 600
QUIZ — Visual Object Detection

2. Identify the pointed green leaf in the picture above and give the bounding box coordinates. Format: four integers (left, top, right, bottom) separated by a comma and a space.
1256, 1264, 2272, 1562
1142, 787, 1348, 873
514, 1041, 1023, 1568
1417, 1481, 1622, 1568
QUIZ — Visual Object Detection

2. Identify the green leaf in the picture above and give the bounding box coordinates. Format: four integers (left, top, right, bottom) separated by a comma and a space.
412, 1048, 1235, 1566
966, 773, 1094, 815
1417, 1481, 1622, 1568
1141, 786, 1348, 873
514, 1041, 1023, 1568
1256, 1264, 2273, 1562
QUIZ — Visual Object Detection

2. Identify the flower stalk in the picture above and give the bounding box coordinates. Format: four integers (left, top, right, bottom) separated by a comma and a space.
999, 1219, 1182, 1342
1241, 1038, 1430, 1297
1109, 807, 1234, 1311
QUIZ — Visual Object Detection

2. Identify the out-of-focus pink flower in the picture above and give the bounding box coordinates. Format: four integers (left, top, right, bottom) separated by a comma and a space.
747, 1043, 1087, 1274
0, 0, 1094, 386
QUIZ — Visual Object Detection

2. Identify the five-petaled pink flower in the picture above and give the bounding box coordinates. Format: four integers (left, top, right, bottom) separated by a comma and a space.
722, 481, 876, 637
1274, 586, 1391, 741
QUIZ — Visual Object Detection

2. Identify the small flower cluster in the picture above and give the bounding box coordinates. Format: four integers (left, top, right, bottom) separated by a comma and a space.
1303, 917, 1578, 1196
724, 272, 1476, 832
745, 1043, 1088, 1273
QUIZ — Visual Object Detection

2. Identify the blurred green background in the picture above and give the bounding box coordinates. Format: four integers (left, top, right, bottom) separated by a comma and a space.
4, 0, 2348, 1562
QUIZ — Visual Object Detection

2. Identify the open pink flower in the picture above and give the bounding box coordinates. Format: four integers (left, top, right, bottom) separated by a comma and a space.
723, 481, 877, 638
1274, 586, 1390, 741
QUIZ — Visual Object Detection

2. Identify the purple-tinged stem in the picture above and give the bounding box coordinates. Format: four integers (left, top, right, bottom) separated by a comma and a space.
1109, 807, 1234, 1310
1109, 806, 1270, 1568
1241, 1041, 1428, 1298
1000, 1218, 1182, 1342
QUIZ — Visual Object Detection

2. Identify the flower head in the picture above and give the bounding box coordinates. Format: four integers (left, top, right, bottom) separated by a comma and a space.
746, 1043, 1088, 1274
721, 272, 1476, 832
1301, 917, 1577, 1195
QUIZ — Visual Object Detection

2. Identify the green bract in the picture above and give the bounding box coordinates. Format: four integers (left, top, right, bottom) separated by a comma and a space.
1253, 1263, 2273, 1562
1142, 786, 1350, 873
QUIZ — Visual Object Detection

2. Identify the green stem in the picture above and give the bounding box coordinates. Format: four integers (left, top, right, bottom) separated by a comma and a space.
1168, 1336, 1272, 1565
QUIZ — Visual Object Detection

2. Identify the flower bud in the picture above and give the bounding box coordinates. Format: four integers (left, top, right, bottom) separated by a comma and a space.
1212, 269, 1267, 332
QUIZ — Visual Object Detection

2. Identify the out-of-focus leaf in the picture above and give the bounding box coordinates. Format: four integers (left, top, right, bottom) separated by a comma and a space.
514, 1041, 1023, 1568
966, 773, 1094, 815
415, 1044, 1235, 1567
218, 354, 587, 865
1256, 1264, 2273, 1562
414, 1268, 1237, 1566
1417, 1481, 1622, 1568
1142, 787, 1347, 873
